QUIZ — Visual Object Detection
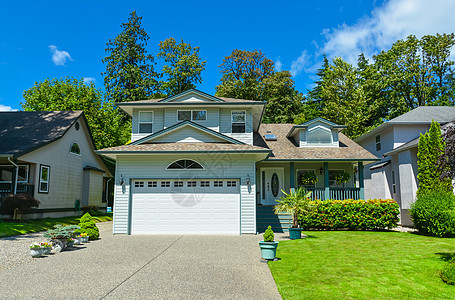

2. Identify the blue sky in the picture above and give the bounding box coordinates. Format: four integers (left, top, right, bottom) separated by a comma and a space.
1, 0, 455, 111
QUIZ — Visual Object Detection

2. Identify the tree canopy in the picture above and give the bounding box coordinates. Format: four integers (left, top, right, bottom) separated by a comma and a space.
21, 77, 130, 149
102, 11, 159, 103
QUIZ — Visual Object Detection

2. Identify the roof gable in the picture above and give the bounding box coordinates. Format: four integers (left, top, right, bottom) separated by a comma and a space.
131, 120, 245, 145
159, 89, 224, 103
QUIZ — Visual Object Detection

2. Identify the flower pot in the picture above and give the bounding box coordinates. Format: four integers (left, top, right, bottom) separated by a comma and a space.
30, 248, 43, 258
52, 239, 66, 252
259, 241, 279, 260
67, 241, 74, 248
74, 236, 82, 245
42, 247, 52, 255
81, 236, 89, 243
289, 228, 303, 240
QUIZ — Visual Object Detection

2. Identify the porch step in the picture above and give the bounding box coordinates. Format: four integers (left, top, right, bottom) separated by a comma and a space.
256, 206, 292, 233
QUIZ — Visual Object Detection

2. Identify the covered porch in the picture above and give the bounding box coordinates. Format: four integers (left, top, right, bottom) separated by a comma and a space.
256, 160, 366, 204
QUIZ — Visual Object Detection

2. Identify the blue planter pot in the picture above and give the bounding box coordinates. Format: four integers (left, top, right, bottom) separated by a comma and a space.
259, 241, 279, 260
289, 228, 303, 240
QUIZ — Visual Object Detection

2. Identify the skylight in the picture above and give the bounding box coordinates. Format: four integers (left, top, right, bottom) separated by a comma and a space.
265, 134, 277, 141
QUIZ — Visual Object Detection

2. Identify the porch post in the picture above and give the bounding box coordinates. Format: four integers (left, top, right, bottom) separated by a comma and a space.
324, 162, 329, 200
359, 162, 365, 199
290, 162, 295, 191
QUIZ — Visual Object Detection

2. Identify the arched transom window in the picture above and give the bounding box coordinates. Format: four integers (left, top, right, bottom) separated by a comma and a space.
166, 159, 203, 170
70, 142, 81, 155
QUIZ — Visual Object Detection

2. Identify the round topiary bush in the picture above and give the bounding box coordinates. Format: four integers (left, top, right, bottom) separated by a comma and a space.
440, 262, 455, 285
410, 191, 455, 237
263, 225, 274, 242
77, 213, 100, 240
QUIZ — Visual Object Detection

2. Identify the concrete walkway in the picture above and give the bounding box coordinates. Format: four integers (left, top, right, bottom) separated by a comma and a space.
0, 222, 281, 299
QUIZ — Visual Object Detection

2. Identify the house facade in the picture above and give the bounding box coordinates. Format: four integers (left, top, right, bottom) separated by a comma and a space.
355, 106, 455, 226
0, 111, 111, 218
98, 90, 378, 235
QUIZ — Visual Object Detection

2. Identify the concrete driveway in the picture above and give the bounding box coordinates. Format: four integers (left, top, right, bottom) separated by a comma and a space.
0, 222, 281, 299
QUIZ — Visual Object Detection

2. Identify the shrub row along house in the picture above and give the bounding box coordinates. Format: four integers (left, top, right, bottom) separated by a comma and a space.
356, 106, 455, 226
0, 111, 111, 218
96, 89, 378, 235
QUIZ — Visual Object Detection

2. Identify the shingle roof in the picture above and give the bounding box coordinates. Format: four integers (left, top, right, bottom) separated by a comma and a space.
117, 96, 260, 104
0, 111, 83, 157
255, 123, 378, 161
97, 143, 270, 153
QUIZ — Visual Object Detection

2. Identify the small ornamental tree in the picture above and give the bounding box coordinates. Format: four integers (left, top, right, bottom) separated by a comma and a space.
417, 120, 451, 196
263, 226, 274, 242
77, 213, 100, 240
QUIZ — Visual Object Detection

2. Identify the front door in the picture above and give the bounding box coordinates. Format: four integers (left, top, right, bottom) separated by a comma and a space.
261, 168, 284, 205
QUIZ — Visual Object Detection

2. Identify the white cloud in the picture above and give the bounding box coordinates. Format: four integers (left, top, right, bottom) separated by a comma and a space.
290, 51, 308, 77
48, 45, 72, 66
0, 104, 17, 111
320, 0, 455, 64
83, 77, 96, 84
275, 57, 283, 72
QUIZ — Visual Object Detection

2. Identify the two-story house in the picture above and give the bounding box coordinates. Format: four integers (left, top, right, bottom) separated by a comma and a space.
97, 89, 378, 235
356, 106, 455, 226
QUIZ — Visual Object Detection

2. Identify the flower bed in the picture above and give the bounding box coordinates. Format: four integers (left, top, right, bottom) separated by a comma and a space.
299, 199, 400, 230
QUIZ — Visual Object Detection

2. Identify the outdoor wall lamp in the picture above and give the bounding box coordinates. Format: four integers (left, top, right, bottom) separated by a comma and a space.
245, 175, 251, 185
320, 167, 323, 175
119, 175, 125, 186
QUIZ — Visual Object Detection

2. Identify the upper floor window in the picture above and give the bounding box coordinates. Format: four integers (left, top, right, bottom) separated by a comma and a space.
231, 111, 246, 133
307, 127, 332, 144
178, 110, 207, 121
139, 112, 153, 133
166, 159, 204, 170
70, 142, 81, 155
375, 135, 381, 151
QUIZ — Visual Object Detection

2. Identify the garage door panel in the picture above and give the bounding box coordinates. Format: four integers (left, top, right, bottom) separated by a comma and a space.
131, 179, 240, 234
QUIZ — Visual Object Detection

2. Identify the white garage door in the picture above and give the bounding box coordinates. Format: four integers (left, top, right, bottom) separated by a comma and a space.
131, 179, 240, 234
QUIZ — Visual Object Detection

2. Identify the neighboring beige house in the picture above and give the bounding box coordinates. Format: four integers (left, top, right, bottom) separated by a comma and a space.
356, 106, 455, 226
0, 111, 111, 218
97, 89, 377, 235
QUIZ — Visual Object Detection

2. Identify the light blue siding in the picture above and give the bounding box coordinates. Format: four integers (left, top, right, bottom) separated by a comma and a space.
219, 108, 253, 144
132, 108, 165, 142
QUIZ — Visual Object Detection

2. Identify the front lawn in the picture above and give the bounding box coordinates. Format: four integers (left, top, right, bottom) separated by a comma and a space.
0, 213, 112, 238
268, 231, 455, 299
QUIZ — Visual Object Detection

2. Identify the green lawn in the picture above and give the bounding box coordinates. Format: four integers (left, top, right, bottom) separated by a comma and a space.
268, 231, 455, 299
0, 214, 113, 238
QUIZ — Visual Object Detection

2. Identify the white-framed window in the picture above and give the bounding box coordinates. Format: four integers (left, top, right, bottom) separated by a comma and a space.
296, 169, 316, 188
148, 181, 157, 188
307, 127, 332, 144
187, 181, 197, 187
375, 135, 381, 151
39, 165, 50, 193
161, 181, 170, 187
231, 111, 246, 133
177, 110, 207, 121
227, 181, 237, 187
134, 181, 145, 188
139, 111, 153, 133
166, 159, 204, 170
200, 181, 210, 187
0, 165, 29, 183
392, 171, 396, 194
173, 181, 183, 187
70, 142, 81, 155
214, 181, 223, 187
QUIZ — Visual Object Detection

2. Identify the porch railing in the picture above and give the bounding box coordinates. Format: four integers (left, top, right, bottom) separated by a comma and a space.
0, 183, 35, 200
305, 187, 360, 200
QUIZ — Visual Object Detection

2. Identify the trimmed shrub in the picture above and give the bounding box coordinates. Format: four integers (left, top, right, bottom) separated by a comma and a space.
410, 191, 455, 238
77, 213, 100, 240
440, 262, 455, 285
81, 205, 104, 216
263, 226, 274, 242
300, 199, 399, 230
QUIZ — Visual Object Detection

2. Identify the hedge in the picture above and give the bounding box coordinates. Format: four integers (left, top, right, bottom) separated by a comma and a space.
300, 199, 400, 230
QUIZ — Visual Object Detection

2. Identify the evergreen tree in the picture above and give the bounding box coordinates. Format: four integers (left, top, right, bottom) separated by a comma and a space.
417, 120, 451, 195
102, 11, 159, 102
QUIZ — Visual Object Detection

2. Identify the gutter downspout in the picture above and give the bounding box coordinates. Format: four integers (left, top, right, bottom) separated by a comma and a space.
7, 157, 18, 194
105, 177, 112, 204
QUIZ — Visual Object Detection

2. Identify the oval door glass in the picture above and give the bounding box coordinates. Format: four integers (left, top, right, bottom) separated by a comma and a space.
271, 173, 279, 197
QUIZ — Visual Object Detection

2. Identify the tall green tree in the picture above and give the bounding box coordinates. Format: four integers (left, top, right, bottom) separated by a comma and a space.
417, 120, 451, 196
157, 38, 206, 96
215, 49, 302, 123
21, 77, 130, 149
102, 11, 159, 102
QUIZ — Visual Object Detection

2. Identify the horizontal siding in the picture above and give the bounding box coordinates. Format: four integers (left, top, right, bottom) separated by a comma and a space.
151, 126, 226, 143
219, 108, 253, 145
131, 108, 165, 142
113, 154, 257, 234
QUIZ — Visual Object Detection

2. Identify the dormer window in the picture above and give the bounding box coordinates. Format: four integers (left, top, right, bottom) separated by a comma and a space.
177, 110, 207, 121
307, 127, 332, 144
139, 112, 153, 133
232, 111, 246, 133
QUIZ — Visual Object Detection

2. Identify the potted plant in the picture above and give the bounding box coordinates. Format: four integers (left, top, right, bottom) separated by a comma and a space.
77, 213, 100, 240
66, 238, 75, 248
258, 226, 279, 260
43, 224, 80, 252
301, 172, 318, 185
335, 171, 350, 186
29, 242, 43, 258
80, 233, 89, 243
274, 187, 313, 240
73, 235, 82, 245
40, 242, 52, 255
